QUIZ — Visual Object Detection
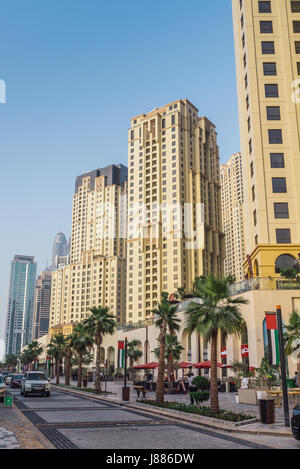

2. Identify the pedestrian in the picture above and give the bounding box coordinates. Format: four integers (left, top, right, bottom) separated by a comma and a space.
188, 373, 195, 405
99, 371, 104, 382
293, 371, 298, 388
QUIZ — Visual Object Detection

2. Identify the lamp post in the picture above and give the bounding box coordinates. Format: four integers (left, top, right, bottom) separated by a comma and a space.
276, 305, 290, 427
122, 337, 130, 401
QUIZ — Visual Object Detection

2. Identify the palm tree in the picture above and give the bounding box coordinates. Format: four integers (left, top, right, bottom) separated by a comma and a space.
64, 337, 72, 386
70, 323, 94, 388
46, 334, 68, 384
153, 334, 184, 386
127, 340, 143, 380
185, 274, 248, 413
83, 306, 116, 393
284, 311, 300, 377
19, 342, 43, 371
153, 292, 181, 403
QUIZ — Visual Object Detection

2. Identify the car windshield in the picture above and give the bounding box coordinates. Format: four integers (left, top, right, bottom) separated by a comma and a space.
27, 373, 47, 381
14, 375, 23, 379
0, 376, 4, 384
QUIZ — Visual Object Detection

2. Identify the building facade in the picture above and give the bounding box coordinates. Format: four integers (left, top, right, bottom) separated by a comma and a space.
50, 164, 128, 327
32, 270, 52, 340
5, 255, 37, 357
232, 0, 300, 277
126, 99, 225, 323
221, 153, 246, 282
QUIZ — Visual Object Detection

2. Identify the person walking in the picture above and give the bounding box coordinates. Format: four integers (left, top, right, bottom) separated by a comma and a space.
188, 373, 195, 405
293, 371, 298, 388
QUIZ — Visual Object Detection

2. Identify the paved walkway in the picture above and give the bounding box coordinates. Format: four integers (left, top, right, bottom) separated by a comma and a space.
53, 378, 294, 437
0, 426, 19, 449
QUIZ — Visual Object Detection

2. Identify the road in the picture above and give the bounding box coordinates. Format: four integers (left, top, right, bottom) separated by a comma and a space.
8, 387, 300, 450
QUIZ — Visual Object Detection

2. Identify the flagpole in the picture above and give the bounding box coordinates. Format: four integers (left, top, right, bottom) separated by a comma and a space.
276, 305, 290, 427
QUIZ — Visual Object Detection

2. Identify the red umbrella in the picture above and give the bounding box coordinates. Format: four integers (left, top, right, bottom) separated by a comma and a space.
133, 364, 147, 369
193, 361, 223, 369
144, 362, 159, 369
176, 362, 194, 369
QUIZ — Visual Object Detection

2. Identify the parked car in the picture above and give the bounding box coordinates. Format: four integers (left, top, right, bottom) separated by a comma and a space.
10, 374, 24, 389
21, 372, 51, 397
5, 373, 15, 385
291, 406, 300, 441
0, 375, 6, 402
1, 371, 10, 380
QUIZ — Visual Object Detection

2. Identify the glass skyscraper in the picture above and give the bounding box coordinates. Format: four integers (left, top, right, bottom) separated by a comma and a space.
5, 255, 37, 357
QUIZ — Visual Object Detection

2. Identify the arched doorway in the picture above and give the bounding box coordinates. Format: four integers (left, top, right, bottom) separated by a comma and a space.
181, 329, 192, 362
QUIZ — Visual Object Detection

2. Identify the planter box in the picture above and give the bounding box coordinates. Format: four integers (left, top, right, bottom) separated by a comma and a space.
238, 388, 258, 405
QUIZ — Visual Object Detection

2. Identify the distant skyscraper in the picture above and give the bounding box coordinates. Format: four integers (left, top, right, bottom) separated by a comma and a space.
221, 153, 246, 282
32, 270, 52, 339
52, 233, 68, 269
5, 255, 37, 357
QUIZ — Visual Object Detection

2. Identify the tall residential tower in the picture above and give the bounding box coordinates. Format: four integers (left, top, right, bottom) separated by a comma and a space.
126, 99, 224, 323
232, 0, 300, 277
50, 164, 127, 326
221, 153, 246, 282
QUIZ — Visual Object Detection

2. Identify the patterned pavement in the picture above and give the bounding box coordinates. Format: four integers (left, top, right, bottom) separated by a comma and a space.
0, 426, 20, 449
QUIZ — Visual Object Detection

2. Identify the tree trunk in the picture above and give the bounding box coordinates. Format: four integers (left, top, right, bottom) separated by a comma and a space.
65, 347, 71, 386
95, 335, 102, 393
56, 359, 60, 385
167, 353, 174, 388
77, 353, 82, 388
156, 326, 166, 403
210, 331, 219, 413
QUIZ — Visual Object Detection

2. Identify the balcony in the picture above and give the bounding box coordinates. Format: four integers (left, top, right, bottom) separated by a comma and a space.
229, 277, 300, 296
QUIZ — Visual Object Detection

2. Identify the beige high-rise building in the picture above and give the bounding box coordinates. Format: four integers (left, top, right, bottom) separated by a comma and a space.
232, 0, 300, 278
50, 165, 127, 327
221, 153, 246, 282
32, 270, 52, 339
126, 99, 225, 323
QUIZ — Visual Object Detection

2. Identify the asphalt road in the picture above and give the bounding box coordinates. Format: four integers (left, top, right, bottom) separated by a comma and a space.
8, 388, 300, 450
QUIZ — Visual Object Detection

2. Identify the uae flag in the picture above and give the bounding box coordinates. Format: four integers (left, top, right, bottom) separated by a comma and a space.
118, 341, 125, 368
265, 312, 280, 366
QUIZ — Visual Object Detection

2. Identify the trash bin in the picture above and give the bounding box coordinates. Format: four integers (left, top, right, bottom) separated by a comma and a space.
258, 398, 275, 424
122, 386, 130, 401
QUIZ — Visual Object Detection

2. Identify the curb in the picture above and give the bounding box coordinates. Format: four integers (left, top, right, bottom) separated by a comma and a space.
52, 385, 293, 438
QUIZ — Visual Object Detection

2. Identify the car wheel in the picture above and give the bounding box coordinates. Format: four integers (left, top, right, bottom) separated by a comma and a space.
46, 392, 50, 397
293, 430, 300, 441
20, 389, 23, 395
24, 391, 28, 397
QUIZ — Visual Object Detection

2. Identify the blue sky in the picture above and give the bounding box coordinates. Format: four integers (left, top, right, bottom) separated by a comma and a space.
0, 0, 240, 340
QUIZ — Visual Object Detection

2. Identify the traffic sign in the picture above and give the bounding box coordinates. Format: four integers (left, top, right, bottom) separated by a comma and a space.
4, 395, 13, 407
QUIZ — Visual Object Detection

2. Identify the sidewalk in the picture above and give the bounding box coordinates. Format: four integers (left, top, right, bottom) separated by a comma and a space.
0, 399, 54, 449
53, 377, 294, 438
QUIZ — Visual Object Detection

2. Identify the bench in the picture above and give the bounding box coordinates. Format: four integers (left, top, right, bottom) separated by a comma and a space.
133, 385, 147, 398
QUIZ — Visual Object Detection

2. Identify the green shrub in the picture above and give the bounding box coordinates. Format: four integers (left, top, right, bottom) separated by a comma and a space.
137, 400, 254, 422
190, 391, 210, 403
192, 376, 210, 390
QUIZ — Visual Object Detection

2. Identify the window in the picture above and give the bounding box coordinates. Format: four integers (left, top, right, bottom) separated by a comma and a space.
272, 177, 287, 193
293, 21, 300, 33
276, 229, 291, 244
249, 138, 252, 153
130, 130, 134, 140
262, 41, 275, 54
275, 254, 295, 273
253, 210, 257, 226
171, 115, 175, 125
265, 84, 278, 97
291, 1, 300, 13
267, 106, 281, 120
162, 118, 165, 129
270, 153, 285, 168
268, 129, 283, 144
295, 41, 300, 54
263, 62, 277, 75
274, 203, 289, 219
260, 21, 273, 33
259, 1, 271, 12
297, 63, 300, 75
